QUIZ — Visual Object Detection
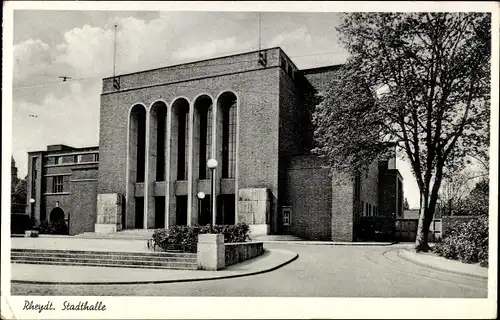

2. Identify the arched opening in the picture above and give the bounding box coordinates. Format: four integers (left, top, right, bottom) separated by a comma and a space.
171, 99, 190, 181
149, 101, 168, 229
150, 101, 168, 181
129, 104, 147, 183
215, 91, 237, 225
127, 104, 147, 229
49, 207, 65, 222
194, 95, 213, 179
48, 207, 68, 235
218, 92, 237, 179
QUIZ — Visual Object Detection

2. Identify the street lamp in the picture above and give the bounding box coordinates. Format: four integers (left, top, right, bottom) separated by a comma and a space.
207, 158, 218, 232
197, 191, 205, 225
29, 198, 35, 220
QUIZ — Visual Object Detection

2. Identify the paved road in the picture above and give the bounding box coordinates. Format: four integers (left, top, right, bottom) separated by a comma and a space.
11, 243, 487, 297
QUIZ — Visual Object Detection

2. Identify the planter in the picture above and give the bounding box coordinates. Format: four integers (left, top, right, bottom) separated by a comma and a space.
25, 230, 39, 238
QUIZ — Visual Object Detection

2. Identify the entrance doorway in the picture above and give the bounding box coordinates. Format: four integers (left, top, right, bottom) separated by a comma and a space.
217, 194, 235, 225
135, 197, 144, 229
155, 196, 165, 228
176, 195, 188, 225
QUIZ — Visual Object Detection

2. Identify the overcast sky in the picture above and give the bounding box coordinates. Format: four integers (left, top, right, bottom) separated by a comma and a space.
9, 8, 428, 208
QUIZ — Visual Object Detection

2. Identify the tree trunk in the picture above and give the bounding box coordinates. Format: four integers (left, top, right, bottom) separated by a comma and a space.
415, 188, 440, 252
415, 194, 432, 252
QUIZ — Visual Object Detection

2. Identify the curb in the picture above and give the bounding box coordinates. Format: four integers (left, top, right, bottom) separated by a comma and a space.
398, 249, 488, 280
255, 241, 398, 246
11, 249, 299, 286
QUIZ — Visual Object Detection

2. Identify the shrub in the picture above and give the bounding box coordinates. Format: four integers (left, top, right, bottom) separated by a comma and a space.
434, 216, 488, 267
152, 223, 251, 253
35, 219, 69, 235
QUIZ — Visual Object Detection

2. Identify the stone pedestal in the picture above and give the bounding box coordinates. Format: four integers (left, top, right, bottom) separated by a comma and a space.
95, 193, 123, 233
238, 188, 271, 236
197, 234, 225, 270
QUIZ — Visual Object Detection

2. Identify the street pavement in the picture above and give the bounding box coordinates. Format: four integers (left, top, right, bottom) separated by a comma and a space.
10, 243, 488, 297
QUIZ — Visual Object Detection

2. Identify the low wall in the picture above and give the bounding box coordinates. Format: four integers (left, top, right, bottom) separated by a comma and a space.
225, 242, 264, 267
442, 215, 484, 236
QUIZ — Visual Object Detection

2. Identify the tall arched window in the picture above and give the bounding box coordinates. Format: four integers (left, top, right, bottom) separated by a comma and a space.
218, 92, 237, 178
194, 95, 213, 179
172, 99, 190, 181
129, 104, 147, 183
150, 102, 168, 181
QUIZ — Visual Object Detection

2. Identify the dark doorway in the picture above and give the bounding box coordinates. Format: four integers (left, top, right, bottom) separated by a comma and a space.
198, 196, 211, 226
49, 207, 65, 222
217, 194, 235, 225
135, 197, 144, 229
176, 195, 188, 225
155, 196, 165, 228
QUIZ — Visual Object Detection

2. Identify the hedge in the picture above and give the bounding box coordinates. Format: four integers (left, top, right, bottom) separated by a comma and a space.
433, 216, 488, 267
152, 223, 251, 253
34, 219, 69, 235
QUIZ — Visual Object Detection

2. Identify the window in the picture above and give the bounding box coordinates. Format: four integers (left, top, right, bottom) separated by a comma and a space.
222, 102, 236, 178
177, 109, 189, 180
361, 201, 364, 216
54, 156, 63, 165
94, 153, 99, 162
282, 207, 291, 226
52, 176, 64, 193
365, 203, 369, 216
76, 155, 82, 163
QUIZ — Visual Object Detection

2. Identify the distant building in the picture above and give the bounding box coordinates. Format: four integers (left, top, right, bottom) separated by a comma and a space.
25, 47, 403, 241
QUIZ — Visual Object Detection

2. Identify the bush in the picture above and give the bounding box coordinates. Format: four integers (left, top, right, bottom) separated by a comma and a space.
434, 216, 488, 267
152, 223, 251, 253
35, 219, 69, 235
10, 213, 33, 234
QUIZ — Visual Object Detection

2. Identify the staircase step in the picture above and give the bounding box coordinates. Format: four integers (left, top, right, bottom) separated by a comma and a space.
11, 256, 197, 268
11, 248, 196, 258
11, 252, 197, 263
11, 259, 198, 270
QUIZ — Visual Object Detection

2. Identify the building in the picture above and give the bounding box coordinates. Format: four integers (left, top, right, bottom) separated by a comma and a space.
25, 47, 403, 241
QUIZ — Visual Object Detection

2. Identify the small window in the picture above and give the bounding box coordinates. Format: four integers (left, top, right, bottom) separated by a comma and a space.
282, 207, 291, 226
52, 176, 64, 193
365, 203, 369, 216
360, 201, 364, 216
94, 153, 99, 162
54, 156, 63, 165
287, 65, 293, 78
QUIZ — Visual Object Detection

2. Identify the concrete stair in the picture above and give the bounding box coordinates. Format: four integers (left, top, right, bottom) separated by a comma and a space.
252, 235, 304, 241
75, 229, 155, 240
11, 248, 198, 270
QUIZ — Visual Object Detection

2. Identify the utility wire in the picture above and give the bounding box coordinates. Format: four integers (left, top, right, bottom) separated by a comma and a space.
12, 50, 347, 90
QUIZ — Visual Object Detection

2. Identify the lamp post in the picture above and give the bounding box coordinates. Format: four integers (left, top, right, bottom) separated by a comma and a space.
207, 158, 218, 232
197, 191, 205, 225
29, 198, 35, 220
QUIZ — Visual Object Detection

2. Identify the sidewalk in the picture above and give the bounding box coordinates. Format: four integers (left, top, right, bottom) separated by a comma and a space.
398, 248, 488, 279
10, 248, 298, 285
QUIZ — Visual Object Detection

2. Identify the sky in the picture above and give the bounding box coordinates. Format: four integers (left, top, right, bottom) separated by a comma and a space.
10, 8, 425, 208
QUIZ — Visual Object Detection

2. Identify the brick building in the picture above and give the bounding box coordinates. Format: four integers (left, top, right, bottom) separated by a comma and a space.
25, 47, 403, 241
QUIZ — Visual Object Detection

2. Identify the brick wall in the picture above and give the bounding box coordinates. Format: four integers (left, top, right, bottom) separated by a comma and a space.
331, 170, 355, 241
69, 166, 98, 235
284, 155, 332, 240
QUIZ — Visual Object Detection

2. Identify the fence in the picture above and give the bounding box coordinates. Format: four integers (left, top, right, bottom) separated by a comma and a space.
394, 219, 442, 242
